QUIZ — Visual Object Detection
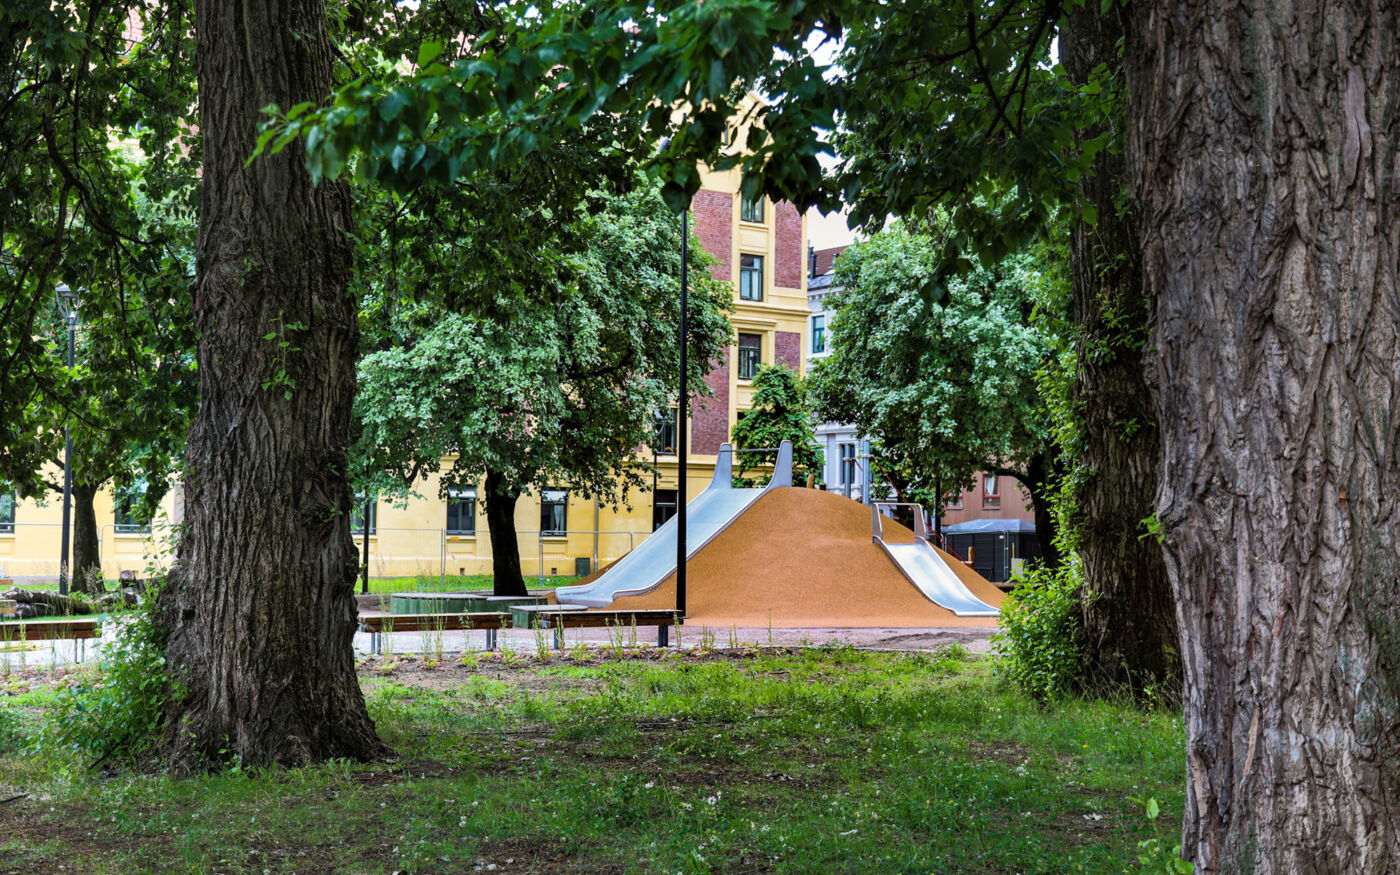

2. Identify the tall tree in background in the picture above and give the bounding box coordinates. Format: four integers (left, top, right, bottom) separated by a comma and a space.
156, 0, 386, 769
1059, 4, 1177, 695
809, 228, 1061, 566
730, 363, 822, 486
354, 182, 731, 595
0, 1, 199, 592
1127, 1, 1400, 868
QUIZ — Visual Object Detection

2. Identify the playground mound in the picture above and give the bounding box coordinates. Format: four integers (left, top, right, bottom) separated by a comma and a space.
584, 487, 1004, 628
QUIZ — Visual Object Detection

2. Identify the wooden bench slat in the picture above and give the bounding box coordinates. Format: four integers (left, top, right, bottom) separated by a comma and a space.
0, 619, 101, 641
358, 612, 511, 633
514, 609, 679, 630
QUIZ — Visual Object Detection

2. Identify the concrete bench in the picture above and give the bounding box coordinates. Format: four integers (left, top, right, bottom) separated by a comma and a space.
511, 605, 680, 649
358, 612, 511, 653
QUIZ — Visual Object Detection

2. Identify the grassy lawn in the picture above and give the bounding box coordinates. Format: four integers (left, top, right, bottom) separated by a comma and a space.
0, 647, 1185, 874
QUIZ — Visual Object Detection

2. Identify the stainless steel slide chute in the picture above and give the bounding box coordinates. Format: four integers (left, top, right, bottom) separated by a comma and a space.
871, 503, 1000, 617
554, 441, 793, 608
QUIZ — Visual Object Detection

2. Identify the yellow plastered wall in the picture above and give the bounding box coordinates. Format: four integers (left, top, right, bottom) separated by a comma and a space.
0, 466, 180, 585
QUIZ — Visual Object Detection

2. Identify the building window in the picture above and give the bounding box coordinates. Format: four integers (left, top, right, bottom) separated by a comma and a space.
0, 489, 13, 534
654, 408, 678, 455
540, 489, 568, 536
114, 480, 152, 534
737, 333, 762, 380
982, 474, 1001, 510
945, 491, 964, 511
446, 487, 477, 535
812, 314, 826, 354
351, 495, 377, 535
839, 443, 857, 487
740, 189, 764, 223
653, 489, 677, 531
739, 254, 764, 301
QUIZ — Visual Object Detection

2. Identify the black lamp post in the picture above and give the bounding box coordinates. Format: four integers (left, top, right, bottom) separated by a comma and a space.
55, 284, 79, 595
677, 207, 689, 618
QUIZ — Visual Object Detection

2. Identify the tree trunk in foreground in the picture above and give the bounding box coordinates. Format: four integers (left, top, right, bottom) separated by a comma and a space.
485, 470, 528, 596
1128, 1, 1400, 870
70, 482, 103, 596
1061, 3, 1180, 700
1005, 452, 1062, 571
157, 0, 386, 769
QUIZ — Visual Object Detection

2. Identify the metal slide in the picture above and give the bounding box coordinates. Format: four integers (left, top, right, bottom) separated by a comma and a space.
554, 442, 794, 608
871, 503, 1000, 617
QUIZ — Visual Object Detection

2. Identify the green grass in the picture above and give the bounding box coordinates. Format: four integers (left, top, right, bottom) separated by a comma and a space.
364, 573, 583, 594
0, 648, 1187, 873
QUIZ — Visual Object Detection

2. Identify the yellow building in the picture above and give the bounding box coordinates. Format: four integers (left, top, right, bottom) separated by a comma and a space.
1, 164, 809, 585
367, 160, 811, 581
0, 480, 180, 585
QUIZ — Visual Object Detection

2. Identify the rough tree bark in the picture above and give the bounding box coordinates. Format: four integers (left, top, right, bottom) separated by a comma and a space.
1128, 1, 1400, 869
70, 482, 103, 596
1061, 3, 1180, 698
484, 469, 528, 597
999, 452, 1062, 570
156, 0, 386, 769
1022, 454, 1061, 570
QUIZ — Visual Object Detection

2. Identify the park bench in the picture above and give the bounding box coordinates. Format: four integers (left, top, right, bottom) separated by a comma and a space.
511, 605, 680, 649
0, 617, 101, 661
358, 611, 511, 654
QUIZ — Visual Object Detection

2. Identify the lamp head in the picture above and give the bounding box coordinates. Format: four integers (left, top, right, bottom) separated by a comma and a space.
55, 284, 79, 318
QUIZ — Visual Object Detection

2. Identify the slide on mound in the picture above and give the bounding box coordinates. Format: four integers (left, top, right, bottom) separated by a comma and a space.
555, 442, 794, 608
871, 505, 999, 617
588, 488, 1004, 629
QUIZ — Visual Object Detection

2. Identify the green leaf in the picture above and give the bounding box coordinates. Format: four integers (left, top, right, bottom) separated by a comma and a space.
417, 40, 444, 69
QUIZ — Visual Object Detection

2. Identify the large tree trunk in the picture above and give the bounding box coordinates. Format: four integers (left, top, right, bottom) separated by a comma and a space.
1061, 4, 1181, 699
1005, 452, 1062, 570
70, 482, 103, 596
1128, 1, 1400, 870
484, 469, 528, 596
156, 0, 386, 770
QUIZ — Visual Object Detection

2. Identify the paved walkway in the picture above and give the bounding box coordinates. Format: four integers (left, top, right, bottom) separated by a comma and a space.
1, 622, 996, 669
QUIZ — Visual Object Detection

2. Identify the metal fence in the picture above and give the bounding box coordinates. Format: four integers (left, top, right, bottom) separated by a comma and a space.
352, 526, 447, 583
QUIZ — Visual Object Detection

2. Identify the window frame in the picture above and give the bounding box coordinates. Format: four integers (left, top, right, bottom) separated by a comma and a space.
811, 314, 826, 354
652, 488, 678, 531
982, 474, 1001, 509
740, 190, 764, 223
114, 480, 152, 535
351, 494, 377, 536
540, 488, 568, 537
838, 442, 857, 487
654, 407, 678, 455
445, 487, 477, 535
737, 333, 763, 380
0, 489, 13, 534
739, 253, 764, 301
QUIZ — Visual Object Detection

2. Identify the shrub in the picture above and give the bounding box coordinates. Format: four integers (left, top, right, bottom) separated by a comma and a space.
991, 562, 1080, 701
43, 581, 179, 766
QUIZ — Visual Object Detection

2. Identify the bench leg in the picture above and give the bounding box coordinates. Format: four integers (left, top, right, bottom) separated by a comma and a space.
658, 624, 669, 648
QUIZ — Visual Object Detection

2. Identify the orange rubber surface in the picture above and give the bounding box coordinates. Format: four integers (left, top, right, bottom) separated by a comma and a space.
591, 488, 1003, 628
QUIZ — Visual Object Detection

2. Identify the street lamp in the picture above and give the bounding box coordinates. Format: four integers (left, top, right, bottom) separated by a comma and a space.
55, 284, 79, 595
677, 202, 689, 618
